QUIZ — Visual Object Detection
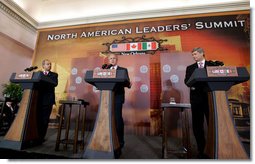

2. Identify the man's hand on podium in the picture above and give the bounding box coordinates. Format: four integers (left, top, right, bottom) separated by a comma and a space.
128, 81, 133, 88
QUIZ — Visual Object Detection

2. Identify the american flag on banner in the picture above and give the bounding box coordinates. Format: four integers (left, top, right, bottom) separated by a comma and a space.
110, 42, 158, 52
110, 43, 127, 52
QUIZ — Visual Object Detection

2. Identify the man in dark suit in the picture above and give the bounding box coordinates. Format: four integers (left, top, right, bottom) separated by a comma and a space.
184, 47, 215, 158
37, 59, 58, 143
108, 54, 131, 149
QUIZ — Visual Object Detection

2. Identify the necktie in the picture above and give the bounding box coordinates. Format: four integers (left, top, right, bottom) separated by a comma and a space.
198, 62, 203, 68
44, 71, 48, 75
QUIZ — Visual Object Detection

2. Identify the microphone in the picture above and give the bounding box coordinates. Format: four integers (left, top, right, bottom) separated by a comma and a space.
101, 64, 113, 69
24, 66, 38, 72
106, 64, 113, 69
208, 60, 224, 66
24, 67, 31, 72
31, 66, 38, 71
102, 64, 108, 69
215, 61, 224, 66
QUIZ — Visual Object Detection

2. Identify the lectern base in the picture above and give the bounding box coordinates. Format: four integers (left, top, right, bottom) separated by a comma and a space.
82, 90, 120, 159
0, 89, 40, 151
205, 91, 248, 159
0, 139, 42, 150
0, 140, 23, 150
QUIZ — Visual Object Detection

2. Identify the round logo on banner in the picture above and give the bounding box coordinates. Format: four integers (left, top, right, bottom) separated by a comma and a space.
170, 75, 179, 83
75, 76, 82, 84
163, 65, 171, 73
69, 86, 76, 91
140, 84, 149, 93
71, 68, 78, 75
140, 65, 148, 73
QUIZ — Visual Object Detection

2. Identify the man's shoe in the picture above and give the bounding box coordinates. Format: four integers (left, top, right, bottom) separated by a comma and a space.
115, 148, 122, 159
120, 142, 125, 149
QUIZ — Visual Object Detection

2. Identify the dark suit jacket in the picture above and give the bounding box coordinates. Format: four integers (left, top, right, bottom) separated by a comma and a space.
38, 71, 58, 105
184, 61, 214, 103
114, 66, 131, 104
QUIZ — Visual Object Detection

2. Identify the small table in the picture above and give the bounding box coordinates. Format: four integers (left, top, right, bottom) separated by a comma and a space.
161, 103, 191, 159
55, 100, 89, 153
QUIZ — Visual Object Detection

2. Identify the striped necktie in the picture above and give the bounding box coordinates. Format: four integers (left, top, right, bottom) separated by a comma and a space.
198, 62, 203, 68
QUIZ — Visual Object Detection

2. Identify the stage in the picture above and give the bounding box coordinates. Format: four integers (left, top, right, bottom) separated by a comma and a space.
0, 126, 249, 159
0, 127, 197, 159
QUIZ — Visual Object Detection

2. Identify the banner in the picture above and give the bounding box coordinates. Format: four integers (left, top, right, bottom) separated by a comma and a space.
33, 11, 250, 136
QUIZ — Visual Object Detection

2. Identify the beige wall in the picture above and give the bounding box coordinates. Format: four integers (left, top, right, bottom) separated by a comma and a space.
0, 5, 37, 49
0, 32, 33, 100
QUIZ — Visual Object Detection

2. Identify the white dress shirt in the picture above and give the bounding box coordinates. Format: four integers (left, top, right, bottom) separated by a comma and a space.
197, 59, 205, 68
111, 65, 118, 69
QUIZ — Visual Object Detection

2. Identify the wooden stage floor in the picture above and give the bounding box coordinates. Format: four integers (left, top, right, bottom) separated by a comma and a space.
0, 127, 250, 159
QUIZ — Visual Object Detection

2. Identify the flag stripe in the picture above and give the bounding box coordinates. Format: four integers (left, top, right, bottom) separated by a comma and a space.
138, 43, 142, 50
152, 42, 157, 49
142, 42, 147, 50
126, 43, 130, 50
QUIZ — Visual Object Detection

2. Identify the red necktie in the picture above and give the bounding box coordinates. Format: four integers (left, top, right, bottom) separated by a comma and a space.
44, 71, 48, 75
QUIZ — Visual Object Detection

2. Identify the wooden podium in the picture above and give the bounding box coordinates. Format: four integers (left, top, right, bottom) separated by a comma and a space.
0, 72, 57, 150
186, 67, 249, 159
83, 69, 129, 159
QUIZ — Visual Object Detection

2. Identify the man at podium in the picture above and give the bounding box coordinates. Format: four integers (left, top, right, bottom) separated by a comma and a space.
107, 54, 131, 149
184, 47, 219, 158
37, 59, 58, 143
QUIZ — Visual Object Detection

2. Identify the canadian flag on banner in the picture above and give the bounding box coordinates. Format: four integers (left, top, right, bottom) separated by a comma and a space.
126, 43, 138, 51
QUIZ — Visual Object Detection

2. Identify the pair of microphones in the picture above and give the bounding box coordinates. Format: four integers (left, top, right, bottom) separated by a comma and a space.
102, 64, 113, 69
208, 60, 224, 66
24, 66, 38, 72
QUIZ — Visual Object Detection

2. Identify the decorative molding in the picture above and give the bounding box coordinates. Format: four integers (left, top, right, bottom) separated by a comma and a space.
37, 1, 250, 29
0, 0, 250, 29
0, 1, 37, 32
1, 0, 38, 27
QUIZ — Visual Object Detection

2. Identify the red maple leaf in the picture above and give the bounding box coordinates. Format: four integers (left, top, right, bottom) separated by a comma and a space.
131, 44, 137, 49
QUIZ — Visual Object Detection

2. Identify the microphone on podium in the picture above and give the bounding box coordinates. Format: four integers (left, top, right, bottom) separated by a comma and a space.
106, 64, 113, 69
101, 64, 113, 69
102, 64, 108, 69
24, 66, 38, 72
214, 61, 224, 66
208, 60, 224, 66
